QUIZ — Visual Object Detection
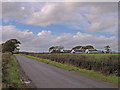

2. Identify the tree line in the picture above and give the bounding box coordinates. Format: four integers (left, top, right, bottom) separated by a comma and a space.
49, 45, 111, 53
1, 39, 111, 53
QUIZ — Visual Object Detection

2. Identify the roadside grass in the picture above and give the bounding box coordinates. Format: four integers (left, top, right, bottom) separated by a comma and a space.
2, 53, 26, 88
8, 56, 24, 87
23, 54, 119, 85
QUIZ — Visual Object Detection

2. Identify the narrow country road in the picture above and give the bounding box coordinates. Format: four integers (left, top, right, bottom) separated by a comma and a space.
15, 55, 118, 88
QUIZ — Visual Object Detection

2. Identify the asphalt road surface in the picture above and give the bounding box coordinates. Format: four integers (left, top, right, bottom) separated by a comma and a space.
15, 55, 118, 88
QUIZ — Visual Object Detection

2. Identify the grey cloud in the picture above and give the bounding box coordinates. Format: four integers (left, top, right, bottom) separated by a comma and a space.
88, 17, 117, 32
2, 2, 34, 22
87, 2, 118, 20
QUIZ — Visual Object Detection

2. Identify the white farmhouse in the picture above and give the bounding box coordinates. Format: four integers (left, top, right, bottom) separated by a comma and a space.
85, 49, 98, 54
71, 49, 85, 53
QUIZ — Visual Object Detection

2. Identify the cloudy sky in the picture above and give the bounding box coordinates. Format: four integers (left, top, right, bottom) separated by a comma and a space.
1, 2, 119, 52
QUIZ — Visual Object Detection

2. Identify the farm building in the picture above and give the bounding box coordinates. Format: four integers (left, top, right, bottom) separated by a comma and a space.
71, 48, 103, 54
71, 45, 95, 53
85, 49, 98, 54
62, 50, 71, 53
71, 49, 85, 53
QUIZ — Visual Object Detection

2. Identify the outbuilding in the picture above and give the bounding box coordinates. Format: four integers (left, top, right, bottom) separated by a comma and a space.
85, 49, 98, 54
71, 49, 85, 53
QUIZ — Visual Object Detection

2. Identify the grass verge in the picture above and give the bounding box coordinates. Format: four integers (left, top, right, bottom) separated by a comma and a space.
8, 56, 25, 87
2, 53, 26, 88
23, 54, 119, 85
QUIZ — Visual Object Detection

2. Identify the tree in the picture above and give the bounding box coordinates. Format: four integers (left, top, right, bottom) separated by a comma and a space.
2, 39, 21, 53
104, 45, 111, 53
49, 46, 55, 52
72, 46, 82, 50
49, 46, 64, 53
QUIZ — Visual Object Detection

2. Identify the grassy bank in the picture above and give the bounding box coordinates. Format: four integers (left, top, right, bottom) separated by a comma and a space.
24, 54, 119, 85
2, 53, 26, 88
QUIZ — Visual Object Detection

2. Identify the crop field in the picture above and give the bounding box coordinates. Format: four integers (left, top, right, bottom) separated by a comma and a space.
21, 52, 120, 77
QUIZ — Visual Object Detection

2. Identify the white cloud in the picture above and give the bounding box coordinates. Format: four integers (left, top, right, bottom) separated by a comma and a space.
37, 30, 51, 36
24, 3, 80, 26
25, 2, 118, 28
2, 25, 16, 30
2, 25, 118, 52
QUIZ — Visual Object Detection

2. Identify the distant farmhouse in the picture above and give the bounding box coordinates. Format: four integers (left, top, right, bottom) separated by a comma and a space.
61, 50, 71, 53
71, 45, 103, 54
49, 45, 105, 54
71, 49, 84, 53
85, 49, 98, 54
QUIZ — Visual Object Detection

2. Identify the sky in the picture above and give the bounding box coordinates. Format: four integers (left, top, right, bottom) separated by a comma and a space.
1, 1, 119, 52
